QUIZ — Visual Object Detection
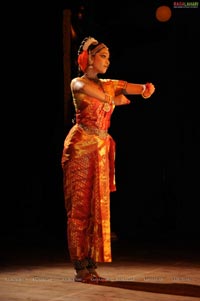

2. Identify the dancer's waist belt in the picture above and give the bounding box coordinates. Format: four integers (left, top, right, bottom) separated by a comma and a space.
79, 124, 108, 138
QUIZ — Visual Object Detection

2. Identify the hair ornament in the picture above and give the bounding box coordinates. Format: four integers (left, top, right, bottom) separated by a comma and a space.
83, 37, 98, 51
78, 50, 88, 72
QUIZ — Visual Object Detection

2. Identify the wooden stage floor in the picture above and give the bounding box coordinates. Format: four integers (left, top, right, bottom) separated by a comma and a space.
1, 236, 200, 301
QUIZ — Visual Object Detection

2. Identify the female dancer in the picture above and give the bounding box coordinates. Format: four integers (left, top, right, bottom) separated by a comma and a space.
61, 36, 155, 283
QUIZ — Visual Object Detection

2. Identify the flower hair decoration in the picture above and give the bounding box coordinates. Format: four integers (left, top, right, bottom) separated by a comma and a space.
83, 37, 98, 51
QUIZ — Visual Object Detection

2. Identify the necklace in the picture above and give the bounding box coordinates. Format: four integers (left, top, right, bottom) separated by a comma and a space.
103, 102, 111, 112
83, 75, 100, 84
83, 75, 111, 112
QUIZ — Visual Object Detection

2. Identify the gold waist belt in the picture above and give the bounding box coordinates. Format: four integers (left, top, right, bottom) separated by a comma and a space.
79, 124, 108, 138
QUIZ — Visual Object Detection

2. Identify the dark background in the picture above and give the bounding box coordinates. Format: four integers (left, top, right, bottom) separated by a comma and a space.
3, 1, 200, 255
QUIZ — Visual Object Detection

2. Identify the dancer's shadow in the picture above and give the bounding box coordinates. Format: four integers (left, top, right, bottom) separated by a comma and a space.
89, 280, 200, 298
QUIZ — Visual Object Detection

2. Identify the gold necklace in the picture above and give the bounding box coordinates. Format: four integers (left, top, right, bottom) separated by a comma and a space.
103, 102, 111, 112
83, 75, 111, 112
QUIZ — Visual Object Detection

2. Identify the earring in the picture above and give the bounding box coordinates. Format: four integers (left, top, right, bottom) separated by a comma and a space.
88, 54, 93, 68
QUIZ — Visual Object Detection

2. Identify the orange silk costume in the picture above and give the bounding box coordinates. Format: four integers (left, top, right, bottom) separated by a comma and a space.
61, 79, 127, 263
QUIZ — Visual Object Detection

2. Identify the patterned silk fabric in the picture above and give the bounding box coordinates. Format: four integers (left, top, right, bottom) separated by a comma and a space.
61, 79, 127, 263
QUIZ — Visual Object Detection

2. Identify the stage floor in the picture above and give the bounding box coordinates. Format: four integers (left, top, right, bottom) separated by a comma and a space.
1, 237, 200, 301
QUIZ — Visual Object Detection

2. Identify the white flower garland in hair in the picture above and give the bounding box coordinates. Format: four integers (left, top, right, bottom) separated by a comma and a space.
83, 37, 98, 51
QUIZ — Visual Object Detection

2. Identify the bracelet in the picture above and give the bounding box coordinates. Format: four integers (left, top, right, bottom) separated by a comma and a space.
141, 83, 151, 99
141, 84, 146, 94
